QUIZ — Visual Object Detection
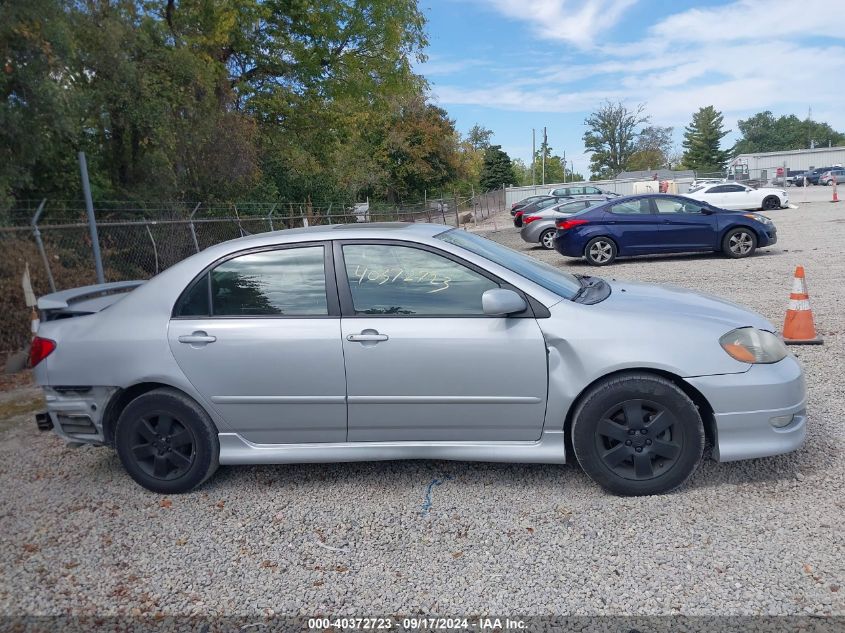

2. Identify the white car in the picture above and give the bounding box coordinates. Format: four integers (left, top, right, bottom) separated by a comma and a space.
687, 183, 787, 211
687, 178, 723, 193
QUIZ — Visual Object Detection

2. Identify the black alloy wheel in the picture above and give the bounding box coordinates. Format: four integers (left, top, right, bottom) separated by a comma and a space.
129, 412, 196, 480
115, 388, 219, 493
571, 372, 704, 496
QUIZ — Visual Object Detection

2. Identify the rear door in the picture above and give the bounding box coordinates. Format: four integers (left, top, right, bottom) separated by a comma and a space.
336, 240, 548, 443
604, 198, 664, 254
653, 197, 718, 250
168, 243, 347, 444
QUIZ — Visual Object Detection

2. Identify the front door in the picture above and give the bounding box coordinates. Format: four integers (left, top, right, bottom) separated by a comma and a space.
652, 197, 718, 251
336, 241, 548, 443
168, 243, 347, 444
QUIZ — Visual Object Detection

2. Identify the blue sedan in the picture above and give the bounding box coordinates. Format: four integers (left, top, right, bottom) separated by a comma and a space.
553, 194, 778, 265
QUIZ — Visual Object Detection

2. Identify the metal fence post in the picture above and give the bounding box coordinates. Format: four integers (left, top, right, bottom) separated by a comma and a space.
189, 202, 201, 253
78, 151, 105, 283
145, 224, 160, 274
454, 192, 460, 227
30, 199, 56, 293
267, 203, 277, 231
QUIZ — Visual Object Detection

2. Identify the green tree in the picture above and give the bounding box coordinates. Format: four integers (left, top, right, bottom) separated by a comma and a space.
479, 145, 516, 191
627, 125, 674, 171
682, 106, 730, 173
733, 111, 845, 154
0, 0, 79, 210
583, 101, 649, 179
466, 124, 493, 151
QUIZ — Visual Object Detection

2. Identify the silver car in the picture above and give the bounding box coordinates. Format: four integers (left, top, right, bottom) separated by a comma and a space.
31, 224, 807, 496
520, 197, 611, 249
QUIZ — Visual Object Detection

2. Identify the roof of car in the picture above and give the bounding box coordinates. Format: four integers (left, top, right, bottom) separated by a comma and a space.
217, 221, 451, 249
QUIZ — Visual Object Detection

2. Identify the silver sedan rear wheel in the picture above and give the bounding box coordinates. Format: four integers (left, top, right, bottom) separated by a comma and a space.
540, 229, 556, 250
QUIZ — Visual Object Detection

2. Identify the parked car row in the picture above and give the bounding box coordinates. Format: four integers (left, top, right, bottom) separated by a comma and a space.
791, 166, 843, 186
510, 192, 779, 266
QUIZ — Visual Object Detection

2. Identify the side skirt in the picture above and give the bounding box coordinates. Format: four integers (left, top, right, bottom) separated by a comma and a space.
218, 430, 567, 465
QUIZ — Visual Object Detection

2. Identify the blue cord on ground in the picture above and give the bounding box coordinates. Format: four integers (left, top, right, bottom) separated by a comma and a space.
420, 473, 454, 515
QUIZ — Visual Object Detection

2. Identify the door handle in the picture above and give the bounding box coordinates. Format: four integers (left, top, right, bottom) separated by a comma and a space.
347, 333, 389, 342
178, 331, 217, 345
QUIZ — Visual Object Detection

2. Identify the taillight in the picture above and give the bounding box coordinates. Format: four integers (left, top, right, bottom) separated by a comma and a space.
556, 218, 589, 230
523, 215, 542, 224
29, 336, 56, 368
515, 210, 523, 217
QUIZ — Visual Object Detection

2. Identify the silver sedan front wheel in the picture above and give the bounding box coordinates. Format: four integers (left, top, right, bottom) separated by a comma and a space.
540, 229, 556, 250
585, 237, 617, 265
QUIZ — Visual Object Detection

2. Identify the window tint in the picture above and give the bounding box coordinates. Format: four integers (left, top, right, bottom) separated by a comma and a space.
706, 185, 727, 193
585, 187, 601, 194
550, 188, 567, 196
206, 247, 328, 316
724, 185, 745, 192
653, 198, 707, 214
568, 186, 585, 195
535, 198, 560, 210
556, 200, 589, 213
175, 275, 210, 316
342, 244, 499, 316
609, 199, 651, 214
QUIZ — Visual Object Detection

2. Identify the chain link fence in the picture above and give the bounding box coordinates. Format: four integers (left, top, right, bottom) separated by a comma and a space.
1, 190, 506, 364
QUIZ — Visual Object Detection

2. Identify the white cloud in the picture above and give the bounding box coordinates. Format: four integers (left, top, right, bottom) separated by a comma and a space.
434, 0, 845, 133
482, 0, 638, 46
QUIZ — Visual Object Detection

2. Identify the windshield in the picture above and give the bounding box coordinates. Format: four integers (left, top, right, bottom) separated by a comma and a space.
435, 229, 581, 299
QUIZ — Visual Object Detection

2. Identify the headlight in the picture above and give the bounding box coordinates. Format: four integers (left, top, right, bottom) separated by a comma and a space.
743, 213, 771, 224
720, 328, 788, 364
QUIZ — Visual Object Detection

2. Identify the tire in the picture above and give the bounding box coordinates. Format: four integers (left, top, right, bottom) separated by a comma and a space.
571, 372, 705, 496
722, 227, 757, 258
584, 237, 617, 265
762, 195, 781, 210
115, 388, 219, 494
539, 229, 556, 250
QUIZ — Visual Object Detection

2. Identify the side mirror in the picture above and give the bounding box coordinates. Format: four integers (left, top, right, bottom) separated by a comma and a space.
701, 207, 714, 215
482, 289, 527, 316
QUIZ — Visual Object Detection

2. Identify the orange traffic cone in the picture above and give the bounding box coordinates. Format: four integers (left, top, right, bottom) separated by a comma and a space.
832, 183, 839, 203
782, 266, 823, 345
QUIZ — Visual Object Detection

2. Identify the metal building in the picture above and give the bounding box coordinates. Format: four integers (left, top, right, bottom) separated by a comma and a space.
729, 146, 845, 180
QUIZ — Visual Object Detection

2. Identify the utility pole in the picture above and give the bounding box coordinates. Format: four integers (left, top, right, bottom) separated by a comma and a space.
562, 150, 566, 183
531, 128, 536, 187
542, 127, 547, 186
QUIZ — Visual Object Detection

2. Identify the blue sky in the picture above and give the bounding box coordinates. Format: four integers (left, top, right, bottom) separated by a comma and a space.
415, 0, 845, 178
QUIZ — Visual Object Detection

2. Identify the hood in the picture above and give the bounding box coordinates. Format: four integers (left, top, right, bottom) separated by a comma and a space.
603, 279, 775, 332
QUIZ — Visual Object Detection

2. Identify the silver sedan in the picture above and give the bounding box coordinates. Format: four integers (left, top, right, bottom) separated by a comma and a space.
31, 223, 807, 496
520, 197, 612, 249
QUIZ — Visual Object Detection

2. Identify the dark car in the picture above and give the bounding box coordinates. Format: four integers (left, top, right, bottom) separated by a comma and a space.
803, 167, 837, 186
513, 196, 570, 227
553, 194, 777, 266
510, 195, 551, 216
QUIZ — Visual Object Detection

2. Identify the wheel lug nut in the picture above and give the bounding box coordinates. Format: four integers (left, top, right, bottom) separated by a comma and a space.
646, 439, 652, 445
635, 447, 643, 452
628, 429, 636, 435
640, 429, 648, 434
625, 440, 632, 446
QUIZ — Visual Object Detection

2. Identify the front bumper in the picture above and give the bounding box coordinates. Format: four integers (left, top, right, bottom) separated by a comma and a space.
686, 355, 806, 462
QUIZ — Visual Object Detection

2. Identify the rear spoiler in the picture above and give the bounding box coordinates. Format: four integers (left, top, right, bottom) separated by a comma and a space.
38, 280, 145, 320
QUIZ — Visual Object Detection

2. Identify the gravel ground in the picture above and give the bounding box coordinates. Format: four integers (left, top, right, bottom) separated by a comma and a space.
1, 196, 843, 619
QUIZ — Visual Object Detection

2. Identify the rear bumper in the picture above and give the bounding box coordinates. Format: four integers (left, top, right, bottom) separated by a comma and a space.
686, 356, 807, 462
39, 386, 115, 445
